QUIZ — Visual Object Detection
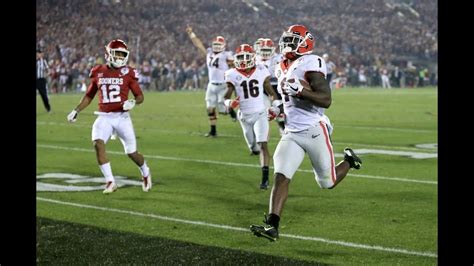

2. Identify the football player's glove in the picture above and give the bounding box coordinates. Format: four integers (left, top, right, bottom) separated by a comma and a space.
123, 99, 136, 111
268, 106, 280, 121
268, 100, 282, 121
67, 110, 78, 122
283, 78, 304, 97
224, 96, 240, 109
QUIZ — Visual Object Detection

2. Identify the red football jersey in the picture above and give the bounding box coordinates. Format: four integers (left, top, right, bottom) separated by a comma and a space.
86, 64, 143, 112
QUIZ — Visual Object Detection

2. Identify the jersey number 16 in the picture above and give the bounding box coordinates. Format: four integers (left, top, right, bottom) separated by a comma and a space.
240, 79, 259, 99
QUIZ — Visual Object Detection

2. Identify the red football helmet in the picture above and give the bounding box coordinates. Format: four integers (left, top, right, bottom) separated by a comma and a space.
234, 44, 256, 70
105, 39, 129, 68
257, 38, 275, 60
212, 36, 226, 53
253, 38, 265, 53
279, 25, 314, 59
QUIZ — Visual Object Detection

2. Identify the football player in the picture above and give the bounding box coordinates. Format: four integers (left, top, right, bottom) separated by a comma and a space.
250, 25, 363, 241
186, 26, 237, 137
255, 38, 285, 135
253, 38, 265, 52
224, 44, 279, 189
66, 39, 152, 194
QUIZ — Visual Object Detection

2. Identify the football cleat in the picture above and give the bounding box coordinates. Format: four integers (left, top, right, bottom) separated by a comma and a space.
344, 147, 362, 169
250, 150, 260, 156
250, 224, 278, 241
103, 182, 118, 194
260, 177, 269, 189
250, 214, 279, 241
142, 175, 152, 192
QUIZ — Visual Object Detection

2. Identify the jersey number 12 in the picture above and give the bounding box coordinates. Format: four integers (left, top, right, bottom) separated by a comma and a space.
100, 84, 121, 103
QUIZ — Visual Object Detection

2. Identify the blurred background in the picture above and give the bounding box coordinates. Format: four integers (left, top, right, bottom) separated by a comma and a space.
36, 0, 437, 92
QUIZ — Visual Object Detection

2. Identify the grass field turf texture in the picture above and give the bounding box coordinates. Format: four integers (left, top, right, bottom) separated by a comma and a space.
37, 87, 437, 265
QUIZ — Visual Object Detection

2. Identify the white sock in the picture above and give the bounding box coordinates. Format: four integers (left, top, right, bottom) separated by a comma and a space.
139, 161, 150, 177
99, 162, 115, 183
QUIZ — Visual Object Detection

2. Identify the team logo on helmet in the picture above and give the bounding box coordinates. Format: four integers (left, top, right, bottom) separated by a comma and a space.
279, 25, 314, 59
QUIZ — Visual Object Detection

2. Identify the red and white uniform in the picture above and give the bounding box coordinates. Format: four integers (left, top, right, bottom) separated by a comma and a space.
273, 54, 337, 188
206, 48, 233, 112
87, 64, 143, 154
225, 64, 271, 152
87, 64, 142, 112
275, 54, 327, 132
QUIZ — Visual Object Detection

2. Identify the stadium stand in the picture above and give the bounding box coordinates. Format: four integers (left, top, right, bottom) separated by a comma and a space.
36, 0, 437, 91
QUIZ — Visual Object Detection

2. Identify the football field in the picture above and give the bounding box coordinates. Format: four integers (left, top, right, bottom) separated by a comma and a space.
37, 87, 437, 265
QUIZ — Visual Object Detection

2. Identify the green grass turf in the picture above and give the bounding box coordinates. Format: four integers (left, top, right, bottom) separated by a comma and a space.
37, 87, 437, 265
37, 217, 324, 265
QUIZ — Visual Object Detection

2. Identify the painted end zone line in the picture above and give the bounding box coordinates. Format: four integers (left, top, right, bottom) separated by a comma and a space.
37, 197, 437, 258
37, 144, 437, 185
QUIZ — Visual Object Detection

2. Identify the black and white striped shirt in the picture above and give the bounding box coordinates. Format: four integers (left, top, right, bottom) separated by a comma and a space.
37, 58, 49, 79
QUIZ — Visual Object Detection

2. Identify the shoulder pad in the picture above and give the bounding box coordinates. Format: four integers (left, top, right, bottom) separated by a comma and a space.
89, 64, 102, 78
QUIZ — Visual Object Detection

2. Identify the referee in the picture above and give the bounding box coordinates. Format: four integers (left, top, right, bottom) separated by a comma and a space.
36, 49, 51, 112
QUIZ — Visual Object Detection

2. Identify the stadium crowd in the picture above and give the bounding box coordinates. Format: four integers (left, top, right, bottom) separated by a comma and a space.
36, 0, 437, 92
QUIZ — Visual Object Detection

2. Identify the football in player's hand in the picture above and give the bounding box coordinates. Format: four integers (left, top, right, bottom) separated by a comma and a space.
287, 78, 311, 90
283, 78, 311, 97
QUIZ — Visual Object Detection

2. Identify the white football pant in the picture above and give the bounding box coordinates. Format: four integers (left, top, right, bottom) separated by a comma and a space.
205, 82, 227, 113
238, 110, 269, 152
92, 112, 137, 154
273, 121, 336, 188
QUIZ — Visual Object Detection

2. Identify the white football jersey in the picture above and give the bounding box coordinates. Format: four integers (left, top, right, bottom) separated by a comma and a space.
275, 54, 328, 132
256, 53, 283, 86
206, 48, 233, 83
225, 64, 271, 115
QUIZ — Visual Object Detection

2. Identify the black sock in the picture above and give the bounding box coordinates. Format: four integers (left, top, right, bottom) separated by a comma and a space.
267, 213, 280, 229
229, 108, 237, 119
262, 166, 269, 181
278, 121, 285, 130
210, 125, 216, 135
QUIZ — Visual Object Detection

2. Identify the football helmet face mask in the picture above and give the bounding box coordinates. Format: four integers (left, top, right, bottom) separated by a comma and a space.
257, 38, 275, 60
212, 36, 226, 53
234, 44, 256, 70
279, 25, 314, 60
105, 39, 129, 68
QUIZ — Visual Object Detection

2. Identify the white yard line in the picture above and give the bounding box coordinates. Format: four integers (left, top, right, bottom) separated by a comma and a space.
37, 197, 437, 258
36, 121, 436, 152
37, 144, 437, 185
334, 125, 436, 133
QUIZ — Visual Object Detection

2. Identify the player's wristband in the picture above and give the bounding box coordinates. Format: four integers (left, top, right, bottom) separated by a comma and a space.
189, 32, 196, 38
